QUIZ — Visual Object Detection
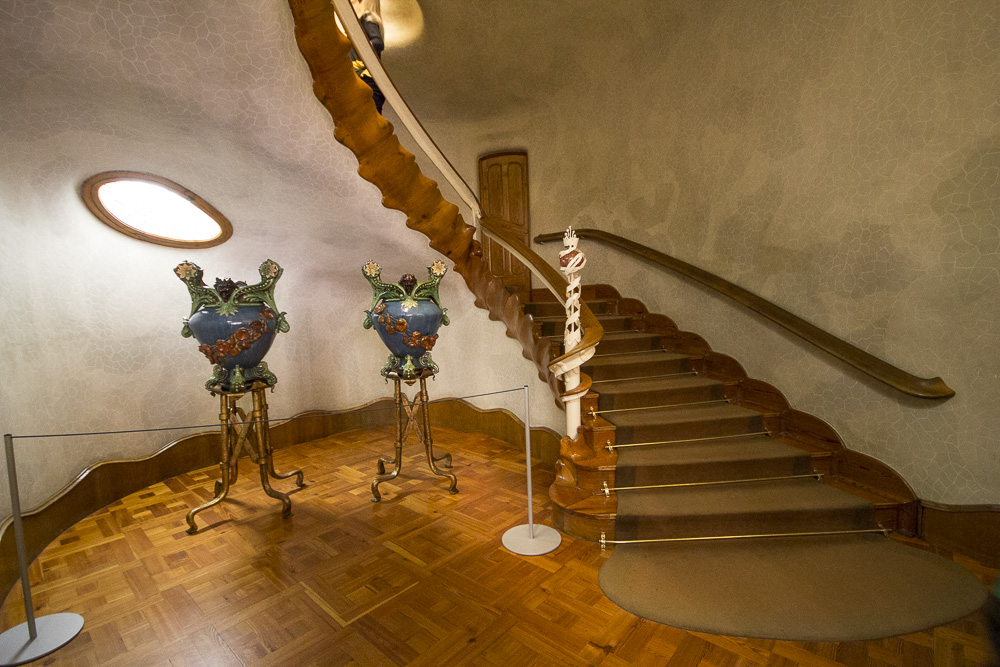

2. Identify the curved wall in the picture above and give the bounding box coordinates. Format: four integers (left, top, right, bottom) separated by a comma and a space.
384, 0, 1000, 504
0, 0, 563, 516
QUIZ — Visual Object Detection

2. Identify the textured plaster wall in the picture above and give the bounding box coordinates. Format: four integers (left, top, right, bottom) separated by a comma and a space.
0, 0, 562, 516
385, 0, 1000, 504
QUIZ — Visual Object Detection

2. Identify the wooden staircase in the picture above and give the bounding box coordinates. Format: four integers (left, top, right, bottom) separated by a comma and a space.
525, 285, 920, 545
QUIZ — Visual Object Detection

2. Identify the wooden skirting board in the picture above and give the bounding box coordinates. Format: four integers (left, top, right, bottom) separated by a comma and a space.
920, 501, 1000, 569
0, 397, 561, 601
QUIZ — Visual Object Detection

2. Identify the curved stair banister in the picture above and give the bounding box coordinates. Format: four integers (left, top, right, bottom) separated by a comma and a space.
480, 217, 602, 385
288, 0, 602, 416
536, 229, 954, 399
329, 0, 481, 220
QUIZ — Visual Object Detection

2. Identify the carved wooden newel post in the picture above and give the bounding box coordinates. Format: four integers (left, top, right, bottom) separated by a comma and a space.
560, 227, 586, 437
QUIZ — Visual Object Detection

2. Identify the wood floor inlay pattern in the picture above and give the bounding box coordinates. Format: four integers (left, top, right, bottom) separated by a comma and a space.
2, 426, 995, 666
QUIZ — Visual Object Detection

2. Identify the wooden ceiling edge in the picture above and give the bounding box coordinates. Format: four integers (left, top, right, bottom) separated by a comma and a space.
286, 0, 559, 398
0, 397, 557, 603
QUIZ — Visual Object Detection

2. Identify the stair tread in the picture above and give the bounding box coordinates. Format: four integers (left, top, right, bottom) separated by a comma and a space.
616, 435, 808, 468
593, 375, 721, 395
617, 478, 872, 518
586, 350, 691, 367
606, 402, 760, 428
534, 313, 630, 323
601, 331, 662, 341
825, 476, 910, 506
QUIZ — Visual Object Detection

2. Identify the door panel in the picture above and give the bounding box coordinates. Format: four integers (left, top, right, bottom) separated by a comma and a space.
479, 152, 531, 294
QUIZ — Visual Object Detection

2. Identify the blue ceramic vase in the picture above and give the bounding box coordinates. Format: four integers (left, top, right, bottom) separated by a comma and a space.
362, 260, 449, 381
175, 259, 289, 392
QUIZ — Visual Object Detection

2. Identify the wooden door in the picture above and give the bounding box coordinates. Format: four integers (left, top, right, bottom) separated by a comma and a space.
478, 151, 531, 294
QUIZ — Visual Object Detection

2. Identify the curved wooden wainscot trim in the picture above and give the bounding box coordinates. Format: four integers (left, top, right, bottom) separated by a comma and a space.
426, 397, 562, 465
919, 502, 1000, 569
0, 398, 560, 602
536, 229, 955, 399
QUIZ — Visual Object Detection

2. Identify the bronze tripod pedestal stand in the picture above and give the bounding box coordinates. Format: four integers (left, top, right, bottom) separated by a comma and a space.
186, 381, 305, 533
371, 369, 458, 502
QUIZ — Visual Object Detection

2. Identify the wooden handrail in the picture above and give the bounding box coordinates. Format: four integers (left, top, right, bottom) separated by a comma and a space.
536, 229, 954, 399
481, 217, 603, 378
329, 0, 481, 219
332, 0, 603, 384
292, 0, 601, 401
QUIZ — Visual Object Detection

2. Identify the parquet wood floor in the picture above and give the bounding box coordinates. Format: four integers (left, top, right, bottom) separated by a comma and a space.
2, 425, 996, 666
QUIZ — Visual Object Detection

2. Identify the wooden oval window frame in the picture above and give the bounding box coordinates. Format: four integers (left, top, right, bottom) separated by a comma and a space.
81, 171, 233, 249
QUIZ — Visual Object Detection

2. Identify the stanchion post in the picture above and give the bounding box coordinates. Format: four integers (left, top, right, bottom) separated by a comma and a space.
0, 434, 84, 666
500, 385, 562, 556
524, 383, 534, 538
4, 435, 35, 641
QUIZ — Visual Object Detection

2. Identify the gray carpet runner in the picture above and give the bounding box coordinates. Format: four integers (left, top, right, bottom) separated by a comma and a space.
599, 535, 987, 641
554, 299, 989, 641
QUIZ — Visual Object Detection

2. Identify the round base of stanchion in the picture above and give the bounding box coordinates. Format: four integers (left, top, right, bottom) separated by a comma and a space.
501, 524, 562, 556
0, 613, 84, 666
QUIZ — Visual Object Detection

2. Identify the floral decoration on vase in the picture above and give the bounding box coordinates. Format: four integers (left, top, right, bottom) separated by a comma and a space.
175, 259, 289, 392
362, 259, 449, 381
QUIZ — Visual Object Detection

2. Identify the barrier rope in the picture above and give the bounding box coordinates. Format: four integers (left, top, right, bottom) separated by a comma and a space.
8, 386, 526, 440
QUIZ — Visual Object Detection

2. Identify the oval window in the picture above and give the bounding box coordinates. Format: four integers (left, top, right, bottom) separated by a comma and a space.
81, 171, 233, 248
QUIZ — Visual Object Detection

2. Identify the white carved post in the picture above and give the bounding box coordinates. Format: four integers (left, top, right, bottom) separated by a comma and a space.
559, 227, 586, 437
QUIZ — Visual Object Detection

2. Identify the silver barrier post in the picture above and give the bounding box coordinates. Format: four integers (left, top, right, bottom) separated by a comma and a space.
0, 434, 84, 666
501, 386, 561, 556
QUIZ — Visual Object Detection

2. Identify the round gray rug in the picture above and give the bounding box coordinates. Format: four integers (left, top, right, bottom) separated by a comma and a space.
598, 534, 987, 641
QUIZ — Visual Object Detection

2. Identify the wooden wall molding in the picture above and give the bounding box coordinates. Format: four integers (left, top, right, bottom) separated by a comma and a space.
0, 398, 559, 603
919, 501, 1000, 569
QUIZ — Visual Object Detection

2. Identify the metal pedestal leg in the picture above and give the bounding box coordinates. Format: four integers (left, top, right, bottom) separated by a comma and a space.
418, 377, 457, 493
186, 383, 303, 533
371, 371, 458, 501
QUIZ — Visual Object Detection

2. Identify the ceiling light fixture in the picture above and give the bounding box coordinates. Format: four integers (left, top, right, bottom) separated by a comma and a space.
81, 171, 233, 248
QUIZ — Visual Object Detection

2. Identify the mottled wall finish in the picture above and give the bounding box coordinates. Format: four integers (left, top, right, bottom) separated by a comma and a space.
386, 0, 999, 504
0, 0, 562, 515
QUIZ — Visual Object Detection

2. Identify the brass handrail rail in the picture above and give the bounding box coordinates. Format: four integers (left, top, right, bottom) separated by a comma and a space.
536, 229, 953, 399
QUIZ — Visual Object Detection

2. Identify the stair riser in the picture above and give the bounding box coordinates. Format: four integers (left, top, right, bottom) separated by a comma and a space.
524, 300, 609, 317
616, 505, 875, 541
538, 316, 633, 337
596, 336, 665, 355
615, 455, 812, 487
596, 384, 725, 411
551, 503, 614, 542
584, 357, 693, 380
615, 413, 764, 443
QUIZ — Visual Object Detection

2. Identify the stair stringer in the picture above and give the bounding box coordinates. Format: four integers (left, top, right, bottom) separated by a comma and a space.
548, 285, 920, 541
287, 0, 560, 399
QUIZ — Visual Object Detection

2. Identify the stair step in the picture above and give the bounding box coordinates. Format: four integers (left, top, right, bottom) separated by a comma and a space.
596, 331, 666, 354
595, 375, 725, 410
584, 350, 694, 380
615, 478, 874, 540
523, 299, 610, 317
608, 403, 764, 442
615, 434, 812, 486
537, 314, 633, 336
